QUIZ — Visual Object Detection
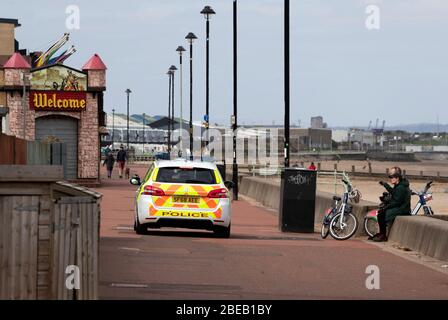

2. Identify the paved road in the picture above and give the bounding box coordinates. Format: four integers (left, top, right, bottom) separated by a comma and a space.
97, 166, 448, 299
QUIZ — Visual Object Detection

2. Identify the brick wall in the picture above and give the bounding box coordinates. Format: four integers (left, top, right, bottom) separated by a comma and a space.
4, 68, 28, 87
78, 93, 99, 179
6, 91, 34, 140
87, 70, 106, 88
3, 69, 34, 139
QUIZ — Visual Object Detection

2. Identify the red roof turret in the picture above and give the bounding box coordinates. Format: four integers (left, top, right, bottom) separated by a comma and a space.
3, 52, 31, 69
82, 53, 107, 70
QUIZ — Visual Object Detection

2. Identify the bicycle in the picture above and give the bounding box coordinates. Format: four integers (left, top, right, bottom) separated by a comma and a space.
320, 195, 341, 239
321, 172, 361, 240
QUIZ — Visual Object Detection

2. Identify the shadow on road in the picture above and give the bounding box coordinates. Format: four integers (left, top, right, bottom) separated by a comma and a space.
143, 229, 217, 238
230, 234, 321, 241
136, 228, 321, 242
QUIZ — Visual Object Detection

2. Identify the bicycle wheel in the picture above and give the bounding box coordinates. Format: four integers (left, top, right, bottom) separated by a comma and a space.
321, 221, 330, 239
364, 217, 378, 238
329, 212, 358, 240
423, 206, 434, 215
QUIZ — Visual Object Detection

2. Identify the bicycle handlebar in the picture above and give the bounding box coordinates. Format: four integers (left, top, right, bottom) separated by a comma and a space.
424, 181, 433, 193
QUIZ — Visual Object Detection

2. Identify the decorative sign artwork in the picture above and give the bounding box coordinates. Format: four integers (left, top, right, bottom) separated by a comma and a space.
31, 65, 87, 91
30, 91, 87, 111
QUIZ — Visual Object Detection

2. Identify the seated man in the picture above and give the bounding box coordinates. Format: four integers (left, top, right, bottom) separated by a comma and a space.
373, 166, 411, 242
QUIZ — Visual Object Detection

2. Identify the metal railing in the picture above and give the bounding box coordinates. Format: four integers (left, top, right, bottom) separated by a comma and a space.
317, 170, 352, 195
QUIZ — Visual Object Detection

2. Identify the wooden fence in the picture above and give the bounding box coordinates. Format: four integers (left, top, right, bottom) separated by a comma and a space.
0, 133, 67, 178
0, 166, 101, 300
51, 196, 99, 300
26, 141, 51, 165
0, 134, 27, 165
0, 195, 40, 299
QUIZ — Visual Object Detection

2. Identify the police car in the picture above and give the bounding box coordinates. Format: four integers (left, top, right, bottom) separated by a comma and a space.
131, 160, 233, 238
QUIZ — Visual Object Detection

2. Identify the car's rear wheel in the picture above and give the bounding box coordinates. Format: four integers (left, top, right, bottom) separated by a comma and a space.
214, 224, 231, 238
134, 213, 147, 235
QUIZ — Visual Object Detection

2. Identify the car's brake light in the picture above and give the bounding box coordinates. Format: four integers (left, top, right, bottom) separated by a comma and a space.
207, 188, 228, 199
143, 185, 165, 196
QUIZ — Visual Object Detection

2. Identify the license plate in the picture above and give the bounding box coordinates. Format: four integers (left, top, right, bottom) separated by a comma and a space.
172, 196, 199, 203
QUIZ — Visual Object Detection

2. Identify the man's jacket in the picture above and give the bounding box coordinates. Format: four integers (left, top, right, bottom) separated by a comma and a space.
116, 150, 127, 162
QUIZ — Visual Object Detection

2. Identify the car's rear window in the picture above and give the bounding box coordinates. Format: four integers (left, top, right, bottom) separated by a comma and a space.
155, 167, 217, 184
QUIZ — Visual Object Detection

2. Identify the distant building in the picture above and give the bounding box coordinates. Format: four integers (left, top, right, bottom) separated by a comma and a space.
348, 128, 374, 150
434, 146, 448, 152
311, 116, 326, 129
275, 128, 332, 152
405, 145, 423, 152
310, 116, 323, 129
102, 113, 208, 154
405, 145, 448, 152
103, 112, 166, 145
332, 129, 349, 143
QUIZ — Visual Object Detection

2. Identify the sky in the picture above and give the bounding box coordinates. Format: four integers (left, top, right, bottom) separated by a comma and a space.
3, 0, 448, 127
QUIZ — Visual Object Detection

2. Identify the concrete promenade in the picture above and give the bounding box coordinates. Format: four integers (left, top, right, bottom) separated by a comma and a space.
96, 165, 448, 299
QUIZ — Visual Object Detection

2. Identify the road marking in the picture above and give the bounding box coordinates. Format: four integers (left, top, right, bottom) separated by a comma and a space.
114, 226, 134, 230
110, 283, 148, 288
118, 247, 141, 252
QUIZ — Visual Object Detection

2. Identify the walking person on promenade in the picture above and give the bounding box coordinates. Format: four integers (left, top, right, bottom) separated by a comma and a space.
116, 145, 128, 179
103, 153, 115, 179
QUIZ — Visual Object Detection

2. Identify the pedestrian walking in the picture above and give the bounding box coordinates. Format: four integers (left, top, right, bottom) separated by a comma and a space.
103, 153, 115, 179
116, 145, 127, 179
104, 145, 112, 157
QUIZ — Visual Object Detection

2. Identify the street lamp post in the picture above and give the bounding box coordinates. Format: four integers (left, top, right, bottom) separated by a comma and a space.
169, 65, 178, 156
201, 5, 216, 155
167, 70, 173, 152
112, 108, 115, 147
186, 32, 197, 160
125, 89, 132, 151
142, 112, 146, 154
232, 0, 239, 200
284, 0, 290, 168
176, 46, 186, 157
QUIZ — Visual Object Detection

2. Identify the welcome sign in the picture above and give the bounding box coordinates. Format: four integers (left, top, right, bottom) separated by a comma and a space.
30, 91, 87, 111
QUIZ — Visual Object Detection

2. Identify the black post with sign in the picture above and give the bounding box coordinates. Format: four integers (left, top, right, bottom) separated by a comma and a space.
279, 168, 317, 233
